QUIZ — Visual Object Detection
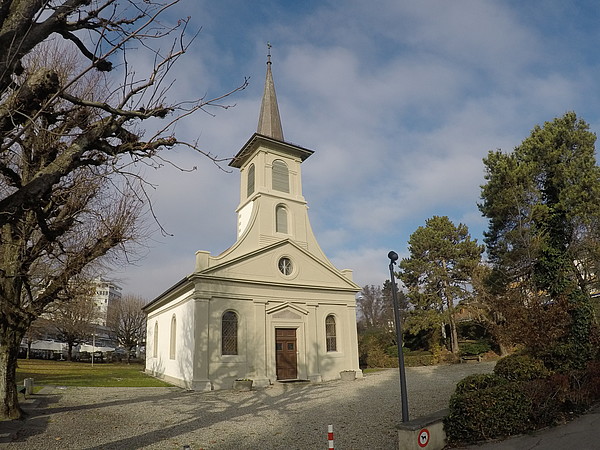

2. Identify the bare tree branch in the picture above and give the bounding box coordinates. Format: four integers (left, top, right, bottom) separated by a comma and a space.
0, 0, 247, 420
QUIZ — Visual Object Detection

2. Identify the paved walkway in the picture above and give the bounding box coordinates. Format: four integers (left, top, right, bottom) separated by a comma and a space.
1, 363, 494, 449
1, 362, 598, 449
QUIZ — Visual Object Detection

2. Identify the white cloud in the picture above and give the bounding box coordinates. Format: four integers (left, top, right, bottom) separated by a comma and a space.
330, 246, 404, 290
111, 1, 600, 299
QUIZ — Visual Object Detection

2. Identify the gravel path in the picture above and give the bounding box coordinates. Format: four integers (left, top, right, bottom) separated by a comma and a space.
1, 362, 494, 449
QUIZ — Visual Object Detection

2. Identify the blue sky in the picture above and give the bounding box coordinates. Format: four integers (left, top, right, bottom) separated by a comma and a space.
117, 0, 600, 299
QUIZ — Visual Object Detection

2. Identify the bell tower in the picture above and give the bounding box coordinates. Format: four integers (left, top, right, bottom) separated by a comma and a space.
229, 47, 329, 260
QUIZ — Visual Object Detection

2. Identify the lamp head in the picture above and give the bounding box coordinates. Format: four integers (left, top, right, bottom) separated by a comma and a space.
388, 251, 399, 262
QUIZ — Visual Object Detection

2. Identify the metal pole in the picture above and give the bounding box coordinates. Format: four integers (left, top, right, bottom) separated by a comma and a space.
388, 250, 409, 422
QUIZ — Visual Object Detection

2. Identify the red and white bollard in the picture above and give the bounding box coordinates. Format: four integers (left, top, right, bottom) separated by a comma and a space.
328, 424, 334, 449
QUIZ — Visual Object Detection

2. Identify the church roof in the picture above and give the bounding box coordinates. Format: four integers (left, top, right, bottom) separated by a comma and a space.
256, 44, 284, 140
229, 133, 313, 168
229, 46, 314, 168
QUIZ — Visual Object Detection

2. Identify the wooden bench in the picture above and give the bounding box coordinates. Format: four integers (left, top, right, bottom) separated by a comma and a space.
460, 355, 482, 363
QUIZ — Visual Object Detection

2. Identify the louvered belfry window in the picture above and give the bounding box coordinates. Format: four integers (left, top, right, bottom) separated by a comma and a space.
222, 311, 238, 355
276, 205, 288, 233
272, 159, 289, 193
326, 315, 337, 352
247, 164, 255, 197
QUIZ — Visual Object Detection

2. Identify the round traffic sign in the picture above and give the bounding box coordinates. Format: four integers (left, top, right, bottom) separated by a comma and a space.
418, 428, 430, 447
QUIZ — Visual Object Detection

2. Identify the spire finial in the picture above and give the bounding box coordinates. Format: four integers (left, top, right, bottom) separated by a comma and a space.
257, 41, 283, 140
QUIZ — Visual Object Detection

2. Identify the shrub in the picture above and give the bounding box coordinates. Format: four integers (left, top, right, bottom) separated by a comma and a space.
494, 354, 549, 381
444, 383, 531, 443
524, 374, 570, 427
386, 344, 401, 357
457, 322, 488, 341
358, 329, 396, 367
535, 342, 583, 373
583, 361, 600, 400
446, 355, 600, 445
563, 361, 600, 412
404, 353, 436, 367
459, 341, 491, 356
439, 351, 460, 364
454, 373, 508, 395
365, 346, 397, 368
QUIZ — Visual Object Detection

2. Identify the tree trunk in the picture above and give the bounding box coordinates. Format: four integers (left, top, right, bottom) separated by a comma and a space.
443, 276, 460, 354
498, 341, 510, 357
0, 330, 24, 420
449, 315, 460, 354
67, 342, 74, 361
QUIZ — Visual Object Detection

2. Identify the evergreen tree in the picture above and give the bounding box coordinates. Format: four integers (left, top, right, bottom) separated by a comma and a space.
479, 112, 600, 367
399, 216, 484, 353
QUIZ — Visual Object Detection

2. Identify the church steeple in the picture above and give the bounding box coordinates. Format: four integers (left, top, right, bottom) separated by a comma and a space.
227, 49, 334, 265
257, 43, 284, 141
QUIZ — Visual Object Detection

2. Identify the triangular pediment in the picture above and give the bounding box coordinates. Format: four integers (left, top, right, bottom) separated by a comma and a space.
195, 240, 359, 292
266, 302, 309, 316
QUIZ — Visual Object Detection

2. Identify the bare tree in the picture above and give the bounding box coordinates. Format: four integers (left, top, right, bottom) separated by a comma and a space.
108, 294, 147, 364
358, 282, 407, 331
0, 0, 247, 419
46, 280, 100, 361
358, 285, 384, 329
21, 318, 53, 360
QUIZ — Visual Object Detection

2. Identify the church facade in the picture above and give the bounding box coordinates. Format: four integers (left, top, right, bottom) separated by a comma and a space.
143, 55, 362, 390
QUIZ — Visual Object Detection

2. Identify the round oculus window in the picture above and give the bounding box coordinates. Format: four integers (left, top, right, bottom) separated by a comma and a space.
278, 257, 293, 276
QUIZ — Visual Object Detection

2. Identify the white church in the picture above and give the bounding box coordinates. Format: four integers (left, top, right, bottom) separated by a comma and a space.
143, 53, 362, 390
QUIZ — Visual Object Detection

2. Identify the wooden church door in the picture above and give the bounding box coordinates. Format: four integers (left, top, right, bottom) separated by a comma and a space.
275, 328, 297, 380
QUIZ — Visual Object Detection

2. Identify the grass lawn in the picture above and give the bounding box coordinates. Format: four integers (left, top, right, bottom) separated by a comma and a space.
16, 359, 173, 387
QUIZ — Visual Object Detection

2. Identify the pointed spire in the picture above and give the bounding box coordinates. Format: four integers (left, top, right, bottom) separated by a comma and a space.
257, 42, 284, 141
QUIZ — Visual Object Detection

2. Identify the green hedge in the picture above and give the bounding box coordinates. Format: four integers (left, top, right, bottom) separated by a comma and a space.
404, 353, 436, 367
364, 346, 397, 368
445, 357, 600, 444
444, 383, 531, 443
454, 373, 508, 395
459, 341, 491, 356
366, 348, 437, 367
493, 354, 549, 381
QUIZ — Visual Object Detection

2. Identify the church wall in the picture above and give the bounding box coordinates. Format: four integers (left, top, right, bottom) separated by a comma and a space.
187, 277, 360, 389
145, 289, 195, 388
204, 295, 258, 390
144, 270, 362, 390
314, 302, 361, 381
248, 282, 360, 383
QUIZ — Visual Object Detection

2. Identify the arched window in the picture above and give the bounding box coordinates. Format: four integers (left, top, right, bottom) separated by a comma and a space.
272, 159, 289, 193
247, 164, 255, 197
326, 315, 337, 352
276, 204, 288, 233
222, 311, 238, 355
169, 315, 177, 360
153, 322, 158, 358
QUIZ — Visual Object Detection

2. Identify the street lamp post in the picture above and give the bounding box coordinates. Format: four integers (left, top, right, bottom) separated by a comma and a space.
388, 250, 409, 422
